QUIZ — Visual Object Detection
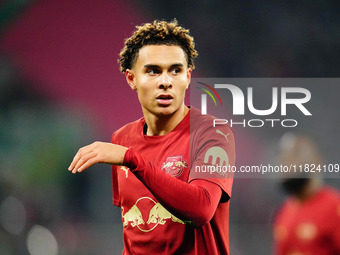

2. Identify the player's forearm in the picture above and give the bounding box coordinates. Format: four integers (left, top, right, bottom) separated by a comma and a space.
123, 147, 222, 227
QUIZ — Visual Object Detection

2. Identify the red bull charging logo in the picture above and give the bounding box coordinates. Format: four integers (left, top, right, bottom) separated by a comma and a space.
121, 197, 186, 232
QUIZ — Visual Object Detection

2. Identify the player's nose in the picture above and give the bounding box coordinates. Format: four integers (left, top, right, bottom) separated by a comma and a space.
158, 72, 173, 89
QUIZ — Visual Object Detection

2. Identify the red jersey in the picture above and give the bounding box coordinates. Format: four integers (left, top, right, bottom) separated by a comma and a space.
111, 107, 235, 254
274, 186, 340, 255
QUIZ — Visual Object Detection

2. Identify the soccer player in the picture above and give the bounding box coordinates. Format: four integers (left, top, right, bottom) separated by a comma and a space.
68, 20, 235, 254
273, 133, 340, 255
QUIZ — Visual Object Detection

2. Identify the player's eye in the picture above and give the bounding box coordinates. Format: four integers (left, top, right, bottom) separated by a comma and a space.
146, 68, 160, 75
170, 68, 181, 75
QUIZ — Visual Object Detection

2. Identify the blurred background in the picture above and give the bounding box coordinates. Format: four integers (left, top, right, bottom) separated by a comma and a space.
0, 0, 339, 254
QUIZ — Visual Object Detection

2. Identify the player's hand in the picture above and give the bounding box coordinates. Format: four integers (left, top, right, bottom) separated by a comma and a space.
68, 142, 128, 174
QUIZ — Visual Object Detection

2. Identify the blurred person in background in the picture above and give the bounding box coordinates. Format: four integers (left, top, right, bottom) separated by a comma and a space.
68, 19, 235, 255
273, 132, 340, 255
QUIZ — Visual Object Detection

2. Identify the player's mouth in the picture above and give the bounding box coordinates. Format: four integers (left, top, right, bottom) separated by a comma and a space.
156, 94, 173, 106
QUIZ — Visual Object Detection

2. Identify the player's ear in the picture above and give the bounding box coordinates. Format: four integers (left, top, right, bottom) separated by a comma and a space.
126, 69, 137, 90
186, 68, 192, 90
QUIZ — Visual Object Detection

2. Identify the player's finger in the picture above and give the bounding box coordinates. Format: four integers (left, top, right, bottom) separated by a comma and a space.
71, 151, 97, 174
68, 145, 94, 171
76, 157, 99, 173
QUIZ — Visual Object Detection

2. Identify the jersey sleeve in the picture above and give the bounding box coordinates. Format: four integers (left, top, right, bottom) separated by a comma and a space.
111, 133, 120, 207
189, 118, 235, 202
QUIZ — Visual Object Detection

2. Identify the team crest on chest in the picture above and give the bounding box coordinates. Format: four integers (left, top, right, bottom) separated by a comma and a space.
161, 156, 188, 177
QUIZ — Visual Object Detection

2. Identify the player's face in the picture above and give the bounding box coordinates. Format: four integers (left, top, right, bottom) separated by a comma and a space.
126, 45, 191, 118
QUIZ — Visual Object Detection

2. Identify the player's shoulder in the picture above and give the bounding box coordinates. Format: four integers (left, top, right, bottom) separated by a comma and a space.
111, 117, 144, 142
321, 186, 340, 203
190, 107, 234, 136
317, 186, 340, 220
190, 106, 216, 125
273, 197, 297, 224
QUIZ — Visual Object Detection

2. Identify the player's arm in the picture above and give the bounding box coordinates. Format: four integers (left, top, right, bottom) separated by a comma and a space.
68, 142, 222, 227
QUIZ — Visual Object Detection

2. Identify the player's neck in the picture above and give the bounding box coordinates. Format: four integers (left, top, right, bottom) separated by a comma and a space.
143, 105, 189, 136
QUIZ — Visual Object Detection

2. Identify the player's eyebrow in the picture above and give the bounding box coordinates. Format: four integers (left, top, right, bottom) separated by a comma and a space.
170, 63, 184, 68
144, 63, 184, 69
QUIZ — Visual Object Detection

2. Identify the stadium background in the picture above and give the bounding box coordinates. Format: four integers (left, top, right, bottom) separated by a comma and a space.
0, 0, 339, 254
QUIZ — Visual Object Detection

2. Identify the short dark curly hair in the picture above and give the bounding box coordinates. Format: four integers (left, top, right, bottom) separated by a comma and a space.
118, 19, 198, 73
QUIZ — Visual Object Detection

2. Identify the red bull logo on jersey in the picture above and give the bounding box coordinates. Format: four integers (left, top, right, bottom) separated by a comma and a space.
161, 156, 188, 177
122, 205, 145, 227
147, 203, 184, 225
121, 197, 186, 232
